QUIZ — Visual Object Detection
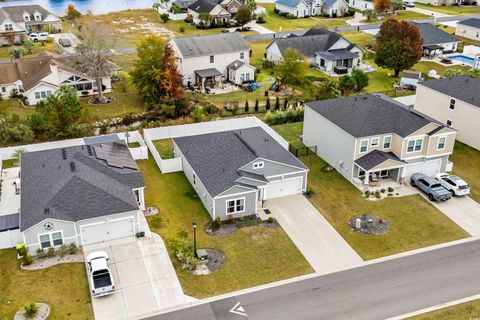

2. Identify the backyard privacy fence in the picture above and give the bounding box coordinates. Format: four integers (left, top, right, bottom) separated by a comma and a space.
289, 144, 317, 157
143, 116, 290, 174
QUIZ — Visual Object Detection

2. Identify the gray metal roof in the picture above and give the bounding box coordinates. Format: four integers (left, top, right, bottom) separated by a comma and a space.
173, 32, 249, 58
316, 49, 358, 60
457, 18, 480, 29
305, 94, 443, 138
355, 150, 405, 171
419, 75, 480, 109
270, 29, 343, 58
174, 127, 307, 197
413, 22, 460, 46
20, 142, 144, 231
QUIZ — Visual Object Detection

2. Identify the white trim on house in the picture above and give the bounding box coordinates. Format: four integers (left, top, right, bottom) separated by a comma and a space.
383, 135, 392, 150
79, 216, 135, 247
225, 197, 246, 215
406, 138, 424, 153
37, 230, 64, 249
215, 186, 257, 199
359, 139, 369, 153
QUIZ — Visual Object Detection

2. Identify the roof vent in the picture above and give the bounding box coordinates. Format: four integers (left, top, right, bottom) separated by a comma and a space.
86, 145, 93, 156
362, 96, 367, 100
44, 208, 50, 215
70, 162, 76, 173
61, 148, 67, 160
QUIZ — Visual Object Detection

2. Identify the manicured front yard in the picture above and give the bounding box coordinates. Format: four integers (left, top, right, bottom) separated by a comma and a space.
0, 99, 35, 120
137, 156, 313, 298
450, 141, 480, 203
416, 3, 480, 15
340, 31, 375, 49
410, 299, 480, 320
0, 42, 61, 60
272, 122, 469, 260
0, 249, 93, 319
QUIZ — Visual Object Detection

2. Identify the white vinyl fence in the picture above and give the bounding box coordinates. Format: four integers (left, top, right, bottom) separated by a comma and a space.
0, 229, 22, 250
143, 116, 289, 174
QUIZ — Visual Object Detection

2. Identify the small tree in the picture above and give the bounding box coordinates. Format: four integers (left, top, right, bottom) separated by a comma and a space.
23, 40, 34, 54
283, 97, 288, 110
8, 47, 24, 61
467, 68, 480, 78
275, 96, 280, 110
339, 75, 357, 94
265, 98, 271, 111
363, 9, 376, 21
23, 303, 39, 318
254, 99, 259, 112
444, 68, 464, 77
236, 8, 252, 29
392, 0, 404, 13
65, 4, 81, 20
275, 48, 309, 96
351, 68, 369, 91
198, 12, 212, 26
246, 0, 257, 13
374, 0, 392, 13
244, 100, 249, 112
160, 13, 169, 23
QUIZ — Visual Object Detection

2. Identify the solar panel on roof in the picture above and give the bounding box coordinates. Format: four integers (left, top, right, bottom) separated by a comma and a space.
94, 143, 137, 169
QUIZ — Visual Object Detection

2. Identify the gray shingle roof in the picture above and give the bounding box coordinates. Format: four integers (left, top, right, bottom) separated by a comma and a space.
457, 18, 480, 29
174, 127, 307, 197
270, 29, 342, 58
0, 5, 58, 24
355, 150, 405, 171
188, 0, 219, 13
173, 32, 249, 58
305, 94, 443, 138
316, 48, 358, 60
275, 0, 303, 8
20, 142, 144, 231
413, 22, 459, 46
419, 75, 480, 109
228, 60, 245, 71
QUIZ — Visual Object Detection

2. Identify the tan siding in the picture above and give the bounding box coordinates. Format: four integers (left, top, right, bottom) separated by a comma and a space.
370, 159, 405, 171
353, 133, 395, 160
427, 134, 456, 156
409, 122, 440, 137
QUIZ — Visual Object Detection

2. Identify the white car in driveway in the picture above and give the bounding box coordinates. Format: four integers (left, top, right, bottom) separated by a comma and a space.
435, 173, 470, 196
29, 32, 49, 42
87, 251, 115, 297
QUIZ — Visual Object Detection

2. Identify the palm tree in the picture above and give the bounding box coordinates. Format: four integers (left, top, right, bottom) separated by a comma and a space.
8, 47, 24, 61
363, 9, 376, 22
467, 68, 480, 78
392, 0, 403, 13
23, 40, 34, 55
198, 12, 212, 26
444, 68, 463, 78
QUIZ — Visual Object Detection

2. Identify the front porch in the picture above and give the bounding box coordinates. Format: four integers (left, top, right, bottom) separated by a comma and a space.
316, 49, 361, 76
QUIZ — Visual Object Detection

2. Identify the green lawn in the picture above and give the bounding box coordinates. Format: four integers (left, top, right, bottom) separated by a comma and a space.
261, 3, 352, 32
360, 10, 429, 24
272, 122, 469, 260
136, 156, 313, 298
416, 3, 480, 15
340, 31, 375, 49
2, 159, 16, 169
450, 141, 480, 203
153, 139, 174, 159
111, 54, 137, 73
0, 42, 61, 60
0, 99, 35, 120
0, 249, 93, 319
128, 142, 141, 148
410, 299, 480, 320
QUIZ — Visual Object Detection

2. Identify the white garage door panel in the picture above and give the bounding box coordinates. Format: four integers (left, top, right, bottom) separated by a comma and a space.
266, 177, 302, 200
404, 160, 441, 180
81, 218, 134, 246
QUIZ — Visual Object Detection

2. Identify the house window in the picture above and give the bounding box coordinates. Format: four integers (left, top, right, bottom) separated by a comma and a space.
383, 136, 392, 149
210, 55, 214, 63
35, 14, 41, 21
226, 198, 245, 214
39, 231, 63, 249
447, 119, 452, 126
359, 139, 368, 153
18, 85, 24, 93
35, 90, 52, 100
477, 32, 479, 39
245, 73, 250, 81
358, 169, 365, 177
24, 14, 30, 22
240, 52, 244, 59
1, 87, 6, 93
449, 99, 455, 110
437, 137, 446, 150
5, 24, 13, 31
407, 138, 423, 153
253, 161, 264, 169
370, 137, 379, 147
193, 173, 196, 185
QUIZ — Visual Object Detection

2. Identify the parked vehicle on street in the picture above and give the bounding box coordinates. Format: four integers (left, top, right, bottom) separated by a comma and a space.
59, 38, 72, 47
435, 173, 470, 196
404, 0, 415, 7
87, 251, 115, 297
410, 173, 452, 202
29, 32, 49, 42
13, 179, 20, 194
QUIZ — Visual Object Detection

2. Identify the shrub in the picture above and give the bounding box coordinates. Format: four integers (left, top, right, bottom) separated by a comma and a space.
380, 188, 386, 193
17, 243, 28, 258
304, 187, 315, 198
364, 191, 371, 198
160, 13, 169, 23
191, 108, 204, 122
286, 13, 296, 19
283, 98, 288, 110
388, 187, 394, 193
46, 247, 55, 258
375, 193, 381, 199
23, 303, 39, 318
211, 216, 221, 230
58, 244, 69, 257
184, 15, 193, 23
246, 220, 255, 227
22, 255, 33, 266
275, 96, 280, 110
256, 14, 266, 23
203, 103, 218, 114
244, 100, 249, 113
263, 109, 304, 125
235, 222, 243, 228
267, 217, 275, 223
254, 99, 259, 112
36, 248, 46, 258
265, 98, 271, 111
68, 243, 78, 254
179, 26, 185, 33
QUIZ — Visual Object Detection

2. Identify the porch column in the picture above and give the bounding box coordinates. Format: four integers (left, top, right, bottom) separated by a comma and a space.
364, 171, 370, 185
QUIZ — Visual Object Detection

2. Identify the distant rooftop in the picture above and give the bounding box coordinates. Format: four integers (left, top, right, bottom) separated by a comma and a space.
172, 32, 249, 58
418, 75, 480, 109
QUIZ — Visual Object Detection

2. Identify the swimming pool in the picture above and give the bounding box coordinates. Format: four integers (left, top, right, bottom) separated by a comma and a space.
448, 55, 474, 66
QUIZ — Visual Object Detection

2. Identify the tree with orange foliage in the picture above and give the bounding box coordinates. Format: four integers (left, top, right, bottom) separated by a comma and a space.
374, 0, 392, 13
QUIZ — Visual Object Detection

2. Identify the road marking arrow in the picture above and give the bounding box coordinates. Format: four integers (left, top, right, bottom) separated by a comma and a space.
230, 302, 248, 317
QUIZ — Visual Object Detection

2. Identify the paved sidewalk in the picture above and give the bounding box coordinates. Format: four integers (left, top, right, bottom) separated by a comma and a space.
346, 12, 366, 26
268, 195, 363, 274
245, 21, 274, 34
405, 6, 451, 18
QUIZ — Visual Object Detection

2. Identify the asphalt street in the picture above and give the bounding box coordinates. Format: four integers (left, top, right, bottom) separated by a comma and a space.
145, 239, 480, 320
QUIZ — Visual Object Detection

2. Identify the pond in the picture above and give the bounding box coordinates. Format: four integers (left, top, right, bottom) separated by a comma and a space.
0, 0, 157, 15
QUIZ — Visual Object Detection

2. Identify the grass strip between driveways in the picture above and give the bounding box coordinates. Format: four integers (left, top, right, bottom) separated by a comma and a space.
450, 141, 480, 204
137, 156, 313, 298
272, 122, 469, 260
0, 249, 93, 319
409, 299, 480, 320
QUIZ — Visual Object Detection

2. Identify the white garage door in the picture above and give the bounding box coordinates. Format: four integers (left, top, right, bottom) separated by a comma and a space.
404, 159, 442, 180
265, 177, 303, 200
80, 218, 134, 246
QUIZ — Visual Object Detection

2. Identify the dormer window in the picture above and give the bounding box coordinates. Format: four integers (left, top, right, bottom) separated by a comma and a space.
23, 13, 30, 22
35, 14, 42, 21
253, 161, 264, 169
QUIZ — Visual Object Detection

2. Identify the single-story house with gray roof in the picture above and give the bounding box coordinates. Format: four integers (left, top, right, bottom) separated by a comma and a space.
455, 18, 480, 42
275, 0, 348, 17
170, 32, 255, 91
19, 141, 145, 252
303, 94, 457, 189
413, 23, 460, 58
173, 127, 309, 220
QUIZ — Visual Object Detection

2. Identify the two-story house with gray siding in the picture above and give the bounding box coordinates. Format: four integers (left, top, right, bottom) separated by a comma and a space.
303, 94, 457, 188
173, 127, 308, 220
19, 142, 145, 252
414, 75, 480, 151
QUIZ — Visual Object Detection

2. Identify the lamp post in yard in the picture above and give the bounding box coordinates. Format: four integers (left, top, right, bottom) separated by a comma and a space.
192, 221, 198, 258
125, 131, 131, 146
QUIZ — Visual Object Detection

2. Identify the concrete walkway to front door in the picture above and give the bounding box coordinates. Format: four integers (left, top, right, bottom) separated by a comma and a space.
268, 195, 363, 274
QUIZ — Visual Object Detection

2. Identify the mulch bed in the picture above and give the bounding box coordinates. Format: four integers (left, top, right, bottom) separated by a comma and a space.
349, 214, 390, 235
204, 214, 279, 236
191, 248, 226, 275
88, 96, 116, 105
14, 303, 50, 320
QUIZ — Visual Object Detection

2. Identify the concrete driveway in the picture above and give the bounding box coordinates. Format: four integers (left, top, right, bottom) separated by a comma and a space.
405, 6, 451, 18
84, 235, 195, 320
267, 195, 363, 274
51, 32, 80, 54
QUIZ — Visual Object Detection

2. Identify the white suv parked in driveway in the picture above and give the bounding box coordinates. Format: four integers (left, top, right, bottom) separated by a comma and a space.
29, 32, 49, 42
435, 173, 470, 196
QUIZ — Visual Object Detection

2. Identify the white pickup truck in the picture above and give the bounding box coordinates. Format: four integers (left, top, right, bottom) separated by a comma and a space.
86, 251, 115, 297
